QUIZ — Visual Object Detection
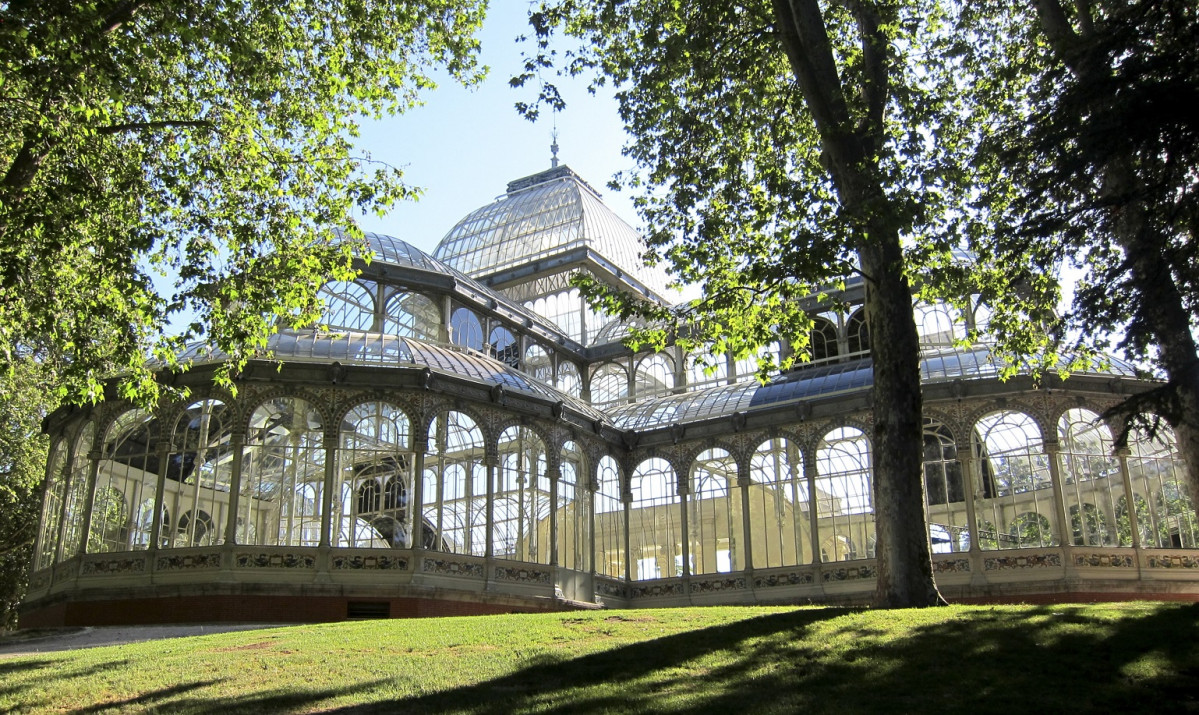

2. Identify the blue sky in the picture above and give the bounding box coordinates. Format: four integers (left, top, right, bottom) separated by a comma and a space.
353, 4, 639, 256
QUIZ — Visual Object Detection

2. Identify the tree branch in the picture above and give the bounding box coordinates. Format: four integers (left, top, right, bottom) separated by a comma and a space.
96, 120, 212, 135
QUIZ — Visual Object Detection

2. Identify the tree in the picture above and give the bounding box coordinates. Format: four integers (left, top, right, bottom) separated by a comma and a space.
1, 0, 484, 627
1, 0, 485, 403
954, 1, 1199, 505
0, 359, 53, 630
520, 0, 969, 607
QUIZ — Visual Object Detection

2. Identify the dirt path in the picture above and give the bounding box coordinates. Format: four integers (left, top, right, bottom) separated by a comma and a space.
0, 623, 278, 658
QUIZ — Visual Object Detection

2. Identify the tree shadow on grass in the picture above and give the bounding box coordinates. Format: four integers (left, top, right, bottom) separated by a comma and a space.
326, 604, 1199, 715
70, 678, 224, 714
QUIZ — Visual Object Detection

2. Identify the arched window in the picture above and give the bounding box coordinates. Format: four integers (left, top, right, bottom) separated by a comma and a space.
426, 410, 484, 555
816, 427, 873, 561
846, 309, 869, 355
810, 317, 839, 362
690, 449, 740, 574
923, 419, 966, 553
972, 411, 1055, 549
90, 408, 155, 554
750, 437, 808, 568
595, 456, 625, 579
630, 458, 682, 579
686, 352, 728, 391
635, 354, 674, 399
338, 401, 411, 548
168, 399, 235, 548
384, 291, 440, 342
495, 425, 549, 563
59, 422, 96, 561
489, 325, 519, 369
556, 361, 582, 398
591, 363, 628, 406
34, 441, 69, 570
318, 280, 375, 331
525, 343, 553, 384
916, 302, 959, 347
558, 441, 588, 572
243, 397, 324, 547
450, 307, 484, 351
1058, 409, 1117, 546
1127, 420, 1197, 548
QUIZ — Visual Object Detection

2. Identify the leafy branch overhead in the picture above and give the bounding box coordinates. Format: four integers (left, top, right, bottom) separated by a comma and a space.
0, 0, 486, 405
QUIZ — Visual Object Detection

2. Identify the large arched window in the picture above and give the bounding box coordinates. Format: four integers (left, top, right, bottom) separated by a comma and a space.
749, 437, 808, 568
558, 441, 588, 571
630, 458, 682, 579
1126, 421, 1197, 548
59, 422, 96, 561
686, 352, 728, 391
690, 449, 740, 574
1058, 409, 1117, 546
89, 409, 155, 553
816, 427, 873, 562
972, 411, 1055, 549
34, 440, 69, 570
426, 410, 485, 554
916, 302, 959, 348
495, 425, 549, 563
384, 291, 440, 343
318, 280, 375, 331
167, 399, 235, 548
243, 397, 325, 547
924, 419, 967, 553
595, 455, 625, 579
337, 402, 412, 548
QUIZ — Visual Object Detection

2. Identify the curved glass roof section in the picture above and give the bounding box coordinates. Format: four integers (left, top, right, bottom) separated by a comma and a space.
607, 347, 1141, 430
432, 165, 672, 299
174, 330, 603, 420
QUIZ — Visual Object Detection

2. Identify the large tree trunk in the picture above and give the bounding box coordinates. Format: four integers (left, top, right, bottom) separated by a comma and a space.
771, 0, 943, 607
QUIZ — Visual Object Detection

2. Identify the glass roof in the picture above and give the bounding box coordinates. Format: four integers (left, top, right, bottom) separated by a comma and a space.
174, 330, 604, 420
607, 347, 1141, 430
432, 165, 672, 299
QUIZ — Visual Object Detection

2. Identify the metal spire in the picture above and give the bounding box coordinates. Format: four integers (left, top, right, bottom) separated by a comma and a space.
550, 114, 560, 168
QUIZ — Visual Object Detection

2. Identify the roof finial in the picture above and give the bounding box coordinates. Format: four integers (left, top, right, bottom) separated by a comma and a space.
550, 114, 560, 168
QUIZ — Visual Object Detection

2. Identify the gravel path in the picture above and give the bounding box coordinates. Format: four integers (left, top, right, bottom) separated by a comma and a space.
0, 623, 279, 658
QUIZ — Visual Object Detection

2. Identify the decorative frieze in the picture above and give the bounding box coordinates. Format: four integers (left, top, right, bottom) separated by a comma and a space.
753, 570, 816, 588
689, 576, 747, 594
631, 581, 687, 599
494, 566, 552, 584
1147, 554, 1199, 569
331, 554, 409, 571
157, 552, 223, 571
984, 553, 1062, 571
593, 578, 628, 599
1073, 553, 1135, 568
234, 552, 315, 569
822, 564, 876, 582
81, 557, 146, 575
421, 557, 485, 578
932, 558, 971, 574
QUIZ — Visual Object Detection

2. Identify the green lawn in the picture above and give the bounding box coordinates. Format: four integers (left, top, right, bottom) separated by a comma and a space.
1, 603, 1197, 713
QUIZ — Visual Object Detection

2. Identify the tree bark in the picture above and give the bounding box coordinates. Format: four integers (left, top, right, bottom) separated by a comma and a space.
772, 0, 944, 607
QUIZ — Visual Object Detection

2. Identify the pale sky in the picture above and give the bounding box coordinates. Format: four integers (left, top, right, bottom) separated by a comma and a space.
353, 3, 639, 256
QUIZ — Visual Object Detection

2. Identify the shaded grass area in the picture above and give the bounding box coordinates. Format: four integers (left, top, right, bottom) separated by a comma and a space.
1, 603, 1197, 713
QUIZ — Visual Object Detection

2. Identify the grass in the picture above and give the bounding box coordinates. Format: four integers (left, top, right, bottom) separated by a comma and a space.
1, 603, 1197, 713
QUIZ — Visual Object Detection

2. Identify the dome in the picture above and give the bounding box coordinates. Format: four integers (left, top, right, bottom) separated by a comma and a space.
433, 165, 672, 300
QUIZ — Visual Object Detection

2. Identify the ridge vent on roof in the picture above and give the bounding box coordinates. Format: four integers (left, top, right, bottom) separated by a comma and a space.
505, 164, 602, 198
